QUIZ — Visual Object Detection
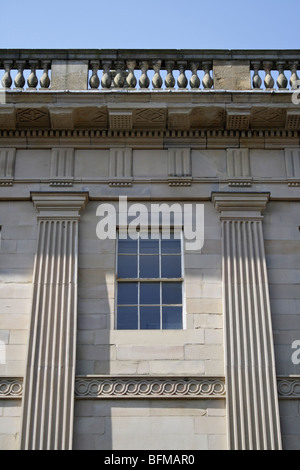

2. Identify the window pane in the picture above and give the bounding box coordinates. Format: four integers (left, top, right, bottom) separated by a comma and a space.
118, 282, 138, 305
161, 239, 181, 254
161, 255, 181, 278
140, 255, 159, 278
140, 239, 159, 254
117, 306, 138, 329
162, 282, 182, 304
140, 306, 160, 329
118, 255, 137, 278
162, 306, 182, 329
140, 282, 160, 304
118, 239, 137, 254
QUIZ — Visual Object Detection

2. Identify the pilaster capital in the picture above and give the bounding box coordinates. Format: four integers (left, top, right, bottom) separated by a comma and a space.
31, 191, 89, 219
212, 191, 270, 220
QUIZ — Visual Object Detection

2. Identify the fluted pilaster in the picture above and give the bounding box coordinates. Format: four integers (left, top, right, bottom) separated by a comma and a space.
212, 192, 282, 450
20, 192, 88, 450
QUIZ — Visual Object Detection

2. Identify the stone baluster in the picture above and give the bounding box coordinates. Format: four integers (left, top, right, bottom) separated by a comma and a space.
101, 61, 112, 89
14, 61, 26, 89
177, 61, 188, 89
89, 60, 100, 89
113, 61, 125, 88
276, 61, 288, 89
1, 61, 13, 89
20, 192, 89, 450
202, 61, 213, 89
165, 61, 175, 89
27, 61, 39, 89
212, 192, 282, 450
252, 61, 262, 89
152, 60, 163, 89
289, 61, 300, 89
263, 61, 274, 89
189, 62, 200, 89
40, 61, 51, 89
126, 61, 137, 88
139, 61, 150, 89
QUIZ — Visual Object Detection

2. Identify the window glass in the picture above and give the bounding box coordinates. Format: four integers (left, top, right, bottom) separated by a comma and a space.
118, 255, 137, 278
161, 255, 181, 278
162, 306, 182, 329
140, 306, 160, 329
117, 306, 138, 329
116, 232, 183, 330
118, 282, 138, 305
140, 255, 159, 278
162, 282, 182, 304
140, 282, 160, 304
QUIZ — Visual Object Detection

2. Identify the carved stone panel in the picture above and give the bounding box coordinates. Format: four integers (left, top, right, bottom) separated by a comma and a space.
168, 148, 191, 186
50, 148, 74, 186
0, 148, 16, 185
109, 148, 133, 186
284, 148, 300, 186
226, 148, 252, 186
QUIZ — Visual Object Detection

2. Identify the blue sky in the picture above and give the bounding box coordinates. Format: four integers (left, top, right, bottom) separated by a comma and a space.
0, 0, 299, 50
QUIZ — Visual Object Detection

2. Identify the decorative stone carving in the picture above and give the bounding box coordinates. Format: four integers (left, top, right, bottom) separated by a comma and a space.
152, 60, 163, 89
27, 62, 39, 89
89, 60, 100, 89
263, 61, 275, 89
139, 61, 150, 89
0, 148, 16, 186
252, 61, 262, 89
126, 61, 137, 88
14, 61, 25, 89
75, 377, 226, 399
134, 108, 166, 129
276, 61, 288, 89
109, 111, 133, 130
1, 61, 13, 89
226, 109, 250, 130
277, 378, 300, 399
285, 111, 300, 131
213, 192, 282, 450
40, 61, 51, 89
251, 107, 285, 129
0, 378, 23, 398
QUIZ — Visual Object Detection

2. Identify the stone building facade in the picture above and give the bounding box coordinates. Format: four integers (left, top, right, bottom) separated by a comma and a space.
0, 49, 299, 450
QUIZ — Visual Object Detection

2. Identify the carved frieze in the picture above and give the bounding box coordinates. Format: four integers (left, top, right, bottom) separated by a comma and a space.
75, 377, 226, 399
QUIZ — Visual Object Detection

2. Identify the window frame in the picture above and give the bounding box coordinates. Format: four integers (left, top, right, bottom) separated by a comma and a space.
115, 229, 185, 330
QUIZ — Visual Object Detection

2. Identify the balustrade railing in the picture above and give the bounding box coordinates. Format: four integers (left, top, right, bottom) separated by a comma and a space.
0, 50, 299, 91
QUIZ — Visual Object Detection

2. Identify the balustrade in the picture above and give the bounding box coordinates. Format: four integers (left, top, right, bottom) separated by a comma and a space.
0, 50, 299, 92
